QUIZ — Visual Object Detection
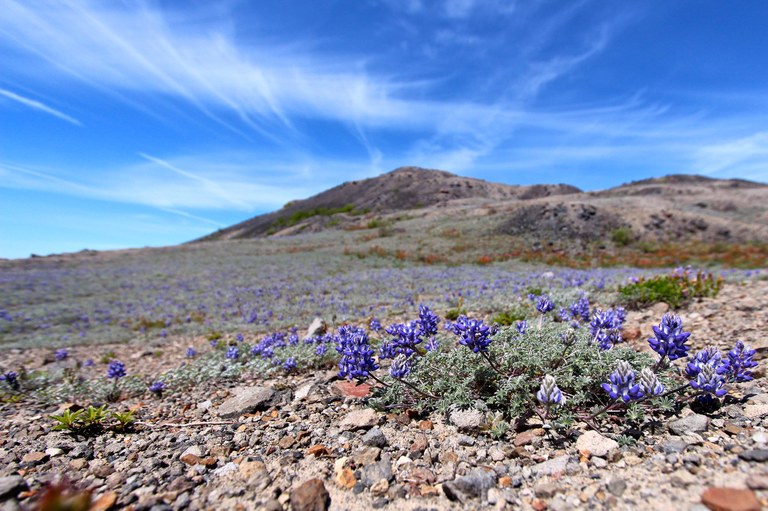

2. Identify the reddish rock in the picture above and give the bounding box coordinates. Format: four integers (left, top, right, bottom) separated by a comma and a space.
514, 428, 545, 447
290, 478, 331, 511
333, 381, 370, 398
306, 445, 331, 457
701, 487, 761, 511
410, 434, 428, 455
419, 420, 434, 430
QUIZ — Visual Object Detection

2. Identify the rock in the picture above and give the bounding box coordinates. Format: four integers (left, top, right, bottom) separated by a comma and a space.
743, 405, 768, 419
0, 476, 28, 501
651, 302, 670, 314
306, 318, 327, 338
739, 449, 768, 462
290, 478, 330, 511
592, 456, 608, 469
239, 460, 271, 491
90, 491, 118, 511
449, 409, 484, 431
352, 447, 381, 466
361, 428, 388, 448
213, 462, 239, 477
293, 381, 319, 402
217, 386, 276, 419
21, 452, 48, 465
333, 381, 371, 398
443, 468, 496, 501
606, 477, 627, 497
457, 435, 475, 447
370, 479, 389, 497
362, 456, 393, 488
669, 414, 710, 435
746, 474, 768, 490
532, 455, 569, 477
662, 438, 688, 453
514, 428, 545, 446
339, 409, 378, 431
576, 431, 619, 458
489, 446, 506, 462
701, 487, 761, 511
534, 482, 560, 498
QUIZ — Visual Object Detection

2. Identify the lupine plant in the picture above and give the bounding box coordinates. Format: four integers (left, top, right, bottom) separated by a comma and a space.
359, 305, 757, 433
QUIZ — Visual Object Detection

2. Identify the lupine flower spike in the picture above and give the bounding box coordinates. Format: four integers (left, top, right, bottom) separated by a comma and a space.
649, 314, 691, 365
602, 361, 642, 403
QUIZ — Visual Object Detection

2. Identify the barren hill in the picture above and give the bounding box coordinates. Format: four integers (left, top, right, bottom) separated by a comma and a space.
197, 167, 768, 250
198, 167, 580, 241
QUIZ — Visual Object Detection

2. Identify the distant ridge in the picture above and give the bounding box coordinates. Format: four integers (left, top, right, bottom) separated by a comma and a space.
197, 166, 581, 241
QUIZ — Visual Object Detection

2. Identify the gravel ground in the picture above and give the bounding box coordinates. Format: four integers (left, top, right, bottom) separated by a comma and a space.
1, 280, 767, 511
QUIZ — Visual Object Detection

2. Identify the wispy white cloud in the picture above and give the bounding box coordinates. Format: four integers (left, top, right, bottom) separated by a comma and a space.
0, 88, 81, 125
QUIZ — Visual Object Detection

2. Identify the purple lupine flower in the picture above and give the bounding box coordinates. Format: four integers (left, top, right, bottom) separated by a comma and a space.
160, 329, 168, 338
235, 333, 244, 343
417, 304, 440, 338
54, 349, 69, 361
558, 308, 573, 322
107, 360, 126, 380
315, 344, 328, 356
638, 368, 664, 397
186, 347, 197, 358
336, 326, 379, 381
389, 354, 412, 379
535, 296, 555, 314
83, 359, 95, 367
721, 341, 758, 382
536, 375, 565, 406
209, 339, 219, 348
424, 337, 440, 352
288, 334, 299, 345
283, 357, 297, 372
685, 347, 722, 379
448, 316, 497, 354
690, 363, 727, 399
515, 320, 527, 335
381, 321, 422, 359
648, 314, 691, 361
601, 361, 642, 402
226, 346, 239, 360
1, 371, 19, 391
148, 381, 165, 396
569, 295, 591, 322
369, 318, 382, 332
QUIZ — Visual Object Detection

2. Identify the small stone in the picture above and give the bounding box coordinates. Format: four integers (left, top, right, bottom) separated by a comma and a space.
239, 460, 271, 491
407, 467, 436, 485
514, 428, 545, 446
336, 468, 356, 489
213, 462, 238, 477
489, 446, 506, 462
532, 455, 569, 477
291, 478, 331, 511
21, 452, 48, 464
670, 469, 697, 488
701, 487, 761, 511
278, 435, 295, 449
449, 409, 484, 431
361, 428, 388, 448
746, 474, 768, 490
535, 482, 560, 498
44, 448, 64, 458
0, 476, 28, 501
306, 317, 327, 338
410, 434, 428, 455
662, 438, 688, 454
457, 434, 475, 447
362, 456, 393, 488
739, 449, 768, 462
443, 468, 496, 501
592, 457, 608, 469
339, 409, 378, 431
669, 414, 710, 435
306, 445, 331, 457
217, 386, 277, 419
576, 431, 619, 458
353, 447, 381, 466
606, 477, 627, 497
744, 405, 768, 420
69, 459, 87, 470
90, 491, 117, 511
419, 420, 434, 430
370, 479, 389, 497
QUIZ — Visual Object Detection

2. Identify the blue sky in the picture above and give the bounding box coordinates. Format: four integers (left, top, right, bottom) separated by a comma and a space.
2, 1, 768, 259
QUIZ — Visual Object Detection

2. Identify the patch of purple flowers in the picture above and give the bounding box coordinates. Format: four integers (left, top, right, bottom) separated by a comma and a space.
55, 349, 69, 361
648, 314, 691, 362
186, 347, 197, 358
721, 341, 757, 382
107, 360, 126, 380
1, 371, 19, 391
283, 357, 297, 372
226, 346, 239, 360
336, 325, 379, 381
602, 361, 642, 402
448, 316, 497, 354
149, 381, 165, 395
535, 296, 555, 315
589, 308, 626, 350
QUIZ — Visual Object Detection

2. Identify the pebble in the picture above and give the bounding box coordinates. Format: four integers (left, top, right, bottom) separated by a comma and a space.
443, 468, 496, 501
339, 409, 378, 431
290, 478, 330, 511
669, 414, 710, 435
576, 431, 619, 458
531, 455, 570, 477
700, 487, 761, 511
361, 428, 388, 448
449, 409, 485, 431
216, 386, 277, 419
0, 476, 28, 501
739, 449, 768, 462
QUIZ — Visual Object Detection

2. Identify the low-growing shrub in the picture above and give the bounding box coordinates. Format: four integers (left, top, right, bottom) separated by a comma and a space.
618, 267, 722, 309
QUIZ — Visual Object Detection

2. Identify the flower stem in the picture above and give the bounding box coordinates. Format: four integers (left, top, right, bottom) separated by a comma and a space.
396, 377, 439, 400
481, 351, 505, 377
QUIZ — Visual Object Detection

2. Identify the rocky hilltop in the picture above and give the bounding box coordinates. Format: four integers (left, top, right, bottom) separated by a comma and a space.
197, 167, 768, 248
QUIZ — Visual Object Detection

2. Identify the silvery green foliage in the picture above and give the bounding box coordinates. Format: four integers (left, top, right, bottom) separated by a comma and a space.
371, 321, 654, 420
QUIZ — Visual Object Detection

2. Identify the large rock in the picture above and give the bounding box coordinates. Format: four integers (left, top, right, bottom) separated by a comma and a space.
701, 487, 761, 511
306, 318, 327, 338
0, 476, 28, 501
669, 414, 710, 435
576, 431, 619, 458
291, 479, 331, 511
217, 387, 277, 419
